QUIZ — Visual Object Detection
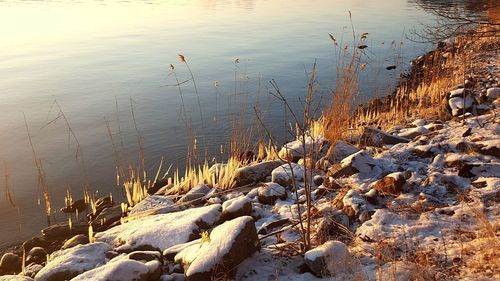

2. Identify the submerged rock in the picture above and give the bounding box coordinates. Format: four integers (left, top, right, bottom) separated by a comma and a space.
175, 216, 260, 281
60, 199, 88, 214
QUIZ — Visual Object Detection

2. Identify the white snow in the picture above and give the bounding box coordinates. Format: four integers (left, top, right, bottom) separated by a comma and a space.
449, 95, 474, 116
175, 216, 256, 277
222, 195, 251, 214
279, 136, 326, 160
129, 195, 174, 215
486, 87, 500, 100
35, 242, 112, 281
271, 163, 304, 186
96, 204, 222, 251
71, 259, 155, 281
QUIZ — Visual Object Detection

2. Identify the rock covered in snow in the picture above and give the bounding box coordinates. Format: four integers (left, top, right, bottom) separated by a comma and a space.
328, 150, 382, 179
304, 240, 355, 277
175, 216, 260, 281
178, 184, 211, 204
221, 195, 252, 221
257, 183, 287, 205
372, 172, 409, 195
71, 259, 161, 281
96, 204, 222, 252
279, 136, 327, 162
271, 163, 304, 187
398, 126, 429, 140
486, 87, 500, 100
317, 141, 359, 168
234, 160, 284, 186
360, 126, 410, 147
129, 195, 175, 215
35, 242, 112, 281
448, 89, 476, 116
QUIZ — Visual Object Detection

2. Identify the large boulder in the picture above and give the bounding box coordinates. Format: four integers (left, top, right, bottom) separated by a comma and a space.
35, 242, 112, 281
233, 160, 284, 186
71, 259, 162, 281
175, 216, 260, 281
304, 241, 354, 277
271, 163, 304, 188
96, 204, 222, 252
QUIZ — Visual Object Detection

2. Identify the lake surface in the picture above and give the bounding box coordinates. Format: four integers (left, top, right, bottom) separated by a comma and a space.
0, 0, 461, 247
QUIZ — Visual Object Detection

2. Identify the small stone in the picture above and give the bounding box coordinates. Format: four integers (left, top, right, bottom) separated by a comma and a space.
61, 234, 89, 250
60, 199, 88, 214
0, 253, 22, 274
178, 184, 211, 204
257, 183, 287, 205
312, 175, 324, 186
26, 247, 47, 265
221, 195, 252, 221
372, 172, 407, 195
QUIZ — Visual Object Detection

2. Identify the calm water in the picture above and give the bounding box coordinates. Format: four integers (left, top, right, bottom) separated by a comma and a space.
0, 0, 450, 247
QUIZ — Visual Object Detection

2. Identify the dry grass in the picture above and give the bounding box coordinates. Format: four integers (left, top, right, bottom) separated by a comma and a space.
351, 27, 499, 131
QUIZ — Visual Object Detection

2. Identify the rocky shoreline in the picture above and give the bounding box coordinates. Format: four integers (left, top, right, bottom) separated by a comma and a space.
1, 32, 499, 281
